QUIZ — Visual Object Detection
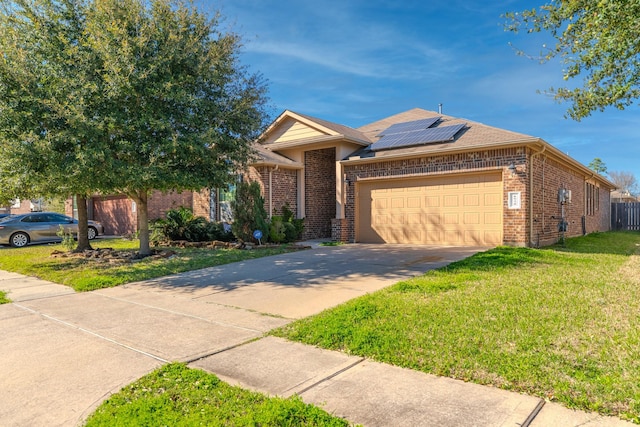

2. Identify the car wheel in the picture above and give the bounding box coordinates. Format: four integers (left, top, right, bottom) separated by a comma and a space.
87, 227, 97, 240
10, 232, 29, 248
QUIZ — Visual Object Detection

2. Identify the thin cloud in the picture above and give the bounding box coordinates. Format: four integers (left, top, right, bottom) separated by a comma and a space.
223, 1, 455, 80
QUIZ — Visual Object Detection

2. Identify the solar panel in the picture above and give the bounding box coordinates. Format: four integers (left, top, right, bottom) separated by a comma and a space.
370, 123, 466, 151
377, 117, 441, 136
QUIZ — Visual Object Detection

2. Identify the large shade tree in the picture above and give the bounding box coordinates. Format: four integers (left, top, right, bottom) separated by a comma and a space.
89, 0, 268, 255
505, 1, 640, 120
0, 0, 269, 255
0, 0, 110, 250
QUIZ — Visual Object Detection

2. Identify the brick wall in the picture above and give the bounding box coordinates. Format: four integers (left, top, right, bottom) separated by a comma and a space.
342, 148, 527, 244
147, 190, 194, 221
91, 190, 206, 236
247, 166, 297, 218
272, 168, 297, 217
530, 156, 610, 247
192, 189, 212, 220
5, 199, 33, 214
304, 148, 336, 239
503, 157, 528, 246
338, 147, 610, 246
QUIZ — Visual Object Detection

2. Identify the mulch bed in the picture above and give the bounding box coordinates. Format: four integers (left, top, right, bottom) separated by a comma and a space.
50, 248, 177, 264
50, 241, 311, 264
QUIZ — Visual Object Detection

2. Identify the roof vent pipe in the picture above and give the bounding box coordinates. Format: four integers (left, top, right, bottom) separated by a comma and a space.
438, 103, 443, 114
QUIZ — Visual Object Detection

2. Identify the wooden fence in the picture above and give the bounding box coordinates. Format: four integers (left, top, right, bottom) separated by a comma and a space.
611, 203, 640, 231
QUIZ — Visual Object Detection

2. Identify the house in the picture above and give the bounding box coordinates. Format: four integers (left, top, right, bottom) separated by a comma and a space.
249, 108, 614, 247
0, 199, 43, 216
611, 190, 639, 203
80, 108, 615, 247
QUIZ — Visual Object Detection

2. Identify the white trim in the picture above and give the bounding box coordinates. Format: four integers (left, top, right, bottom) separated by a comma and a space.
508, 192, 521, 209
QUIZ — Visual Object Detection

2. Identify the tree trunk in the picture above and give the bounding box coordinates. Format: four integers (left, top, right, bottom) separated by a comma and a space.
74, 194, 93, 252
132, 191, 151, 256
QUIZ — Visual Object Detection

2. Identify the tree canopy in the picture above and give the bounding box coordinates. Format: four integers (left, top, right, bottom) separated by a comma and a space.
608, 171, 639, 196
505, 1, 640, 120
0, 0, 269, 254
588, 158, 607, 175
0, 0, 110, 249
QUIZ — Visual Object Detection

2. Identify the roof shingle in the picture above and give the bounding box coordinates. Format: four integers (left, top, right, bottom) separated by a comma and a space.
353, 108, 537, 159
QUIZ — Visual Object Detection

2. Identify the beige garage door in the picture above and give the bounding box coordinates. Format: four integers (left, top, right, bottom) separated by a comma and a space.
357, 172, 503, 245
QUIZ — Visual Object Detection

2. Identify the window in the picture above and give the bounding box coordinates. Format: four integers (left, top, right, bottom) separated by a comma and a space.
21, 214, 44, 223
48, 213, 73, 224
218, 184, 236, 223
586, 182, 599, 216
216, 175, 242, 222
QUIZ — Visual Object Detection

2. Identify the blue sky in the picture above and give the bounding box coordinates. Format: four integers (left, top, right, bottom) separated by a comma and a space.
210, 0, 638, 182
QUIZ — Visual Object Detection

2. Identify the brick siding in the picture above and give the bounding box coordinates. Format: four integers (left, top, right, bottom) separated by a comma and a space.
530, 155, 611, 247
192, 189, 212, 219
272, 168, 298, 217
336, 147, 610, 246
147, 190, 194, 220
304, 148, 336, 239
249, 166, 298, 218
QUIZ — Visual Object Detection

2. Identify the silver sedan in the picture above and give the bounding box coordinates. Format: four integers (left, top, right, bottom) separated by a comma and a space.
0, 212, 104, 247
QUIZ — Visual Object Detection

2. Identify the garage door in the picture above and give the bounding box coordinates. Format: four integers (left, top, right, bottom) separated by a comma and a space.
356, 172, 503, 245
93, 196, 136, 236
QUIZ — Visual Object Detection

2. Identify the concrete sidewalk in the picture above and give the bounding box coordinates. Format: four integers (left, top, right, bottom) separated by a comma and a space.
0, 244, 635, 426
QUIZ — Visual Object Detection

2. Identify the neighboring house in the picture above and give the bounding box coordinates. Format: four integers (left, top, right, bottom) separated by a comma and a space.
0, 198, 39, 216
611, 190, 639, 203
78, 108, 615, 247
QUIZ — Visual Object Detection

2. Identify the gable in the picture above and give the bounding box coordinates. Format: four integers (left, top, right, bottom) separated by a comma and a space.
259, 110, 371, 149
262, 117, 331, 144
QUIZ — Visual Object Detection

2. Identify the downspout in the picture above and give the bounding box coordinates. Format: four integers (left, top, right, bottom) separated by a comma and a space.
530, 144, 546, 247
268, 165, 279, 218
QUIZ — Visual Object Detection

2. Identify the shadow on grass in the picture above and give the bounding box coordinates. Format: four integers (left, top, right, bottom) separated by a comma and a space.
440, 231, 640, 275
551, 231, 640, 255
440, 246, 546, 273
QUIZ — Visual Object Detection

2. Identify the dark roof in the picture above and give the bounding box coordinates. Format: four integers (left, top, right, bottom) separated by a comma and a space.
349, 108, 536, 160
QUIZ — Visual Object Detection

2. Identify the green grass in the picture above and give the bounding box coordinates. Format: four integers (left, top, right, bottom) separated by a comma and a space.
0, 290, 10, 304
84, 363, 352, 427
273, 231, 640, 423
0, 239, 295, 292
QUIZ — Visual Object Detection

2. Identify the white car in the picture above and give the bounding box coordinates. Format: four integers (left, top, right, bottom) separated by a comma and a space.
0, 212, 104, 247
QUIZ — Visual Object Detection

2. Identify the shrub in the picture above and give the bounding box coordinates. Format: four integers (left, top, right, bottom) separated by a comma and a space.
204, 221, 234, 242
231, 181, 268, 242
265, 204, 305, 244
151, 207, 233, 243
283, 222, 297, 242
281, 203, 304, 241
56, 225, 77, 251
269, 215, 286, 243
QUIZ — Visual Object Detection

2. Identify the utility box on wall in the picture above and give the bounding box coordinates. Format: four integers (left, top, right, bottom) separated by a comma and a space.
558, 188, 572, 204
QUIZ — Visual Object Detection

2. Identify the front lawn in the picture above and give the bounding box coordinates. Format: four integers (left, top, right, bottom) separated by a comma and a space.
84, 363, 352, 427
0, 239, 295, 292
273, 231, 640, 423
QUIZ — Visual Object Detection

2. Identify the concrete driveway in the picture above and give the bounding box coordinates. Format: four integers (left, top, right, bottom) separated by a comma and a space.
121, 243, 483, 318
0, 243, 483, 426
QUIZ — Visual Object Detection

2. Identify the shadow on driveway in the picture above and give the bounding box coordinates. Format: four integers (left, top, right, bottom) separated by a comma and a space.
120, 244, 487, 318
